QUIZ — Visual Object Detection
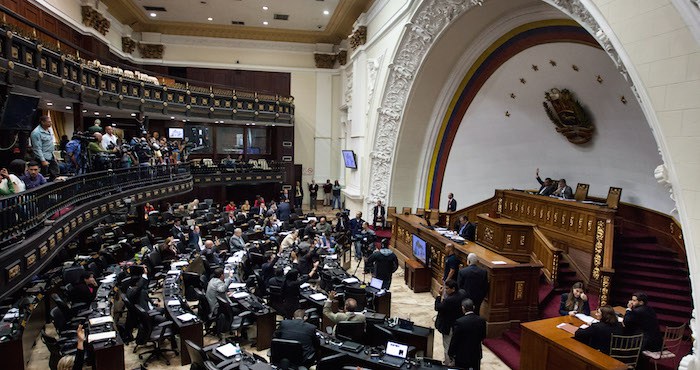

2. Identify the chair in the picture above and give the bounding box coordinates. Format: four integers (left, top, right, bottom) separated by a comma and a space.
135, 305, 179, 366
268, 285, 285, 313
270, 338, 307, 369
335, 320, 365, 342
609, 333, 644, 369
41, 329, 77, 370
49, 307, 81, 337
344, 287, 368, 311
428, 208, 440, 226
574, 183, 590, 201
215, 296, 254, 339
185, 339, 236, 370
183, 272, 204, 301
386, 207, 397, 228
317, 353, 350, 370
195, 288, 218, 337
642, 323, 687, 370
401, 207, 411, 215
607, 187, 623, 209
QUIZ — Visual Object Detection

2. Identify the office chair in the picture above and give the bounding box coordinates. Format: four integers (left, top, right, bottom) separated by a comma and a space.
335, 320, 365, 342
642, 323, 687, 370
183, 271, 204, 301
215, 296, 254, 340
41, 329, 77, 370
134, 305, 179, 366
270, 338, 308, 369
49, 307, 82, 338
144, 250, 167, 290
304, 307, 321, 329
609, 333, 644, 369
51, 293, 91, 319
317, 353, 350, 370
267, 285, 285, 313
185, 339, 236, 370
195, 288, 218, 337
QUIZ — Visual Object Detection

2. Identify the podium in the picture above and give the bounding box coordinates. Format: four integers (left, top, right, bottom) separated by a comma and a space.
404, 259, 430, 293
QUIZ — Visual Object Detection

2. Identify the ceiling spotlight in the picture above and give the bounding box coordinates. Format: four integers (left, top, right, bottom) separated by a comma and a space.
46, 102, 53, 106
323, 10, 330, 15
182, 119, 186, 122
263, 21, 268, 25
262, 6, 268, 10
207, 17, 213, 21
150, 12, 157, 17
66, 106, 71, 110
82, 109, 88, 113
170, 116, 175, 119
106, 114, 111, 118
94, 112, 100, 115
130, 113, 136, 117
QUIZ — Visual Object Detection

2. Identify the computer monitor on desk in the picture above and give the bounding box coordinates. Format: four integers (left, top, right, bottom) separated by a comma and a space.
369, 277, 383, 290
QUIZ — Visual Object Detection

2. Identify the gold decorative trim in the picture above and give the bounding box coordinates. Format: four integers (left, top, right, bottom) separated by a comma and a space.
122, 37, 136, 54
600, 274, 611, 306
592, 220, 605, 280
514, 280, 525, 300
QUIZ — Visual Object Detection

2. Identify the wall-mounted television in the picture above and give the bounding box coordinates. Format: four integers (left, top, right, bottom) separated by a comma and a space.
412, 234, 427, 264
342, 150, 357, 169
168, 127, 184, 139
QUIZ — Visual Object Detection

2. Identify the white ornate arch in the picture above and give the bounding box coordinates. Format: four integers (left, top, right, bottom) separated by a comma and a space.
366, 0, 697, 366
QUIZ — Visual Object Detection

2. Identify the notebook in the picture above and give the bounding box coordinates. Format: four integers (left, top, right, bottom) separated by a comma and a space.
88, 316, 114, 325
216, 343, 241, 357
88, 331, 116, 343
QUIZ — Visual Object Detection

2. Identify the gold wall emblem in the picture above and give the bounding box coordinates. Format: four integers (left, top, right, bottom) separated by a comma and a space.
543, 88, 594, 144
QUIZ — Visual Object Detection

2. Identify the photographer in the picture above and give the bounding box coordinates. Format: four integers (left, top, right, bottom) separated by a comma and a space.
88, 133, 118, 171
101, 125, 118, 150
119, 143, 138, 168
364, 238, 398, 289
354, 222, 376, 260
134, 138, 153, 166
64, 134, 84, 174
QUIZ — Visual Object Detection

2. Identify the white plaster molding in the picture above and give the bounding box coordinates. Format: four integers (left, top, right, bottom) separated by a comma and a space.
363, 0, 416, 52
670, 0, 700, 45
366, 53, 385, 116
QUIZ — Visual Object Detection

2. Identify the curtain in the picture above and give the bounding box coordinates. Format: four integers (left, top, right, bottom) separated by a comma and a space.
47, 110, 66, 144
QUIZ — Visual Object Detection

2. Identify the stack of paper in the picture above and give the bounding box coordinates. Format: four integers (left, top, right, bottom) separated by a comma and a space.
300, 283, 310, 289
232, 292, 250, 299
310, 293, 328, 301
89, 316, 114, 325
342, 277, 359, 284
171, 261, 189, 268
575, 313, 598, 325
88, 331, 116, 342
229, 282, 247, 289
177, 313, 197, 322
167, 300, 181, 306
216, 343, 241, 357
491, 260, 507, 265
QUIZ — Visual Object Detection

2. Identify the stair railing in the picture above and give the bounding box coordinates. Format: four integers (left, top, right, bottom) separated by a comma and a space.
532, 227, 562, 285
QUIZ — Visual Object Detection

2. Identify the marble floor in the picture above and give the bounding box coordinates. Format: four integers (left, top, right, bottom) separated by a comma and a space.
25, 205, 511, 369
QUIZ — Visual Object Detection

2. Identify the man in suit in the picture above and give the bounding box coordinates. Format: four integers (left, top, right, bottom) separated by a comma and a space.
275, 309, 320, 367
189, 225, 204, 251
206, 268, 233, 314
457, 253, 489, 316
223, 211, 236, 225
201, 240, 222, 265
308, 180, 319, 210
456, 216, 476, 242
171, 218, 186, 239
449, 299, 486, 370
553, 179, 574, 199
229, 228, 246, 251
435, 279, 465, 366
277, 199, 292, 221
535, 168, 556, 196
447, 193, 457, 212
373, 200, 386, 229
323, 290, 366, 326
624, 292, 663, 351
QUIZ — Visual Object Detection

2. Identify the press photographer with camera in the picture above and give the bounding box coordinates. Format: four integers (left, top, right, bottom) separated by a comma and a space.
88, 132, 118, 171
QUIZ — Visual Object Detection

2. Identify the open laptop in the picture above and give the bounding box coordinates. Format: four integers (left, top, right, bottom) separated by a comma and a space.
378, 341, 408, 368
366, 277, 383, 293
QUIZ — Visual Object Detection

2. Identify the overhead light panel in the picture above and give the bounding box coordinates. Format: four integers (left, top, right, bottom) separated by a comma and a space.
46, 102, 53, 106
66, 106, 71, 110
150, 13, 157, 17
323, 10, 330, 15
262, 6, 268, 10
263, 21, 268, 25
207, 17, 213, 21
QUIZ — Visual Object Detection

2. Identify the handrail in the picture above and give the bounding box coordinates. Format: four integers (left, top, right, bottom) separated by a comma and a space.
0, 163, 191, 247
532, 227, 562, 284
0, 5, 290, 97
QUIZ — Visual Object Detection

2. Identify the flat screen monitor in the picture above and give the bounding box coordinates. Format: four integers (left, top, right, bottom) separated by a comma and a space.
412, 234, 427, 264
370, 277, 383, 290
168, 127, 184, 139
342, 150, 357, 169
385, 341, 409, 359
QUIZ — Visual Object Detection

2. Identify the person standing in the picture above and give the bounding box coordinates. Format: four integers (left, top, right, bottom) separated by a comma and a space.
332, 180, 342, 209
435, 279, 464, 366
449, 299, 486, 370
443, 243, 460, 282
373, 200, 386, 229
447, 193, 457, 212
295, 181, 304, 211
457, 253, 489, 316
30, 115, 59, 180
308, 180, 319, 210
322, 179, 332, 206
364, 238, 398, 289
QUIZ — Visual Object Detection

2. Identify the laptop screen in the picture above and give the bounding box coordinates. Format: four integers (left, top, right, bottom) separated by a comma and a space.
385, 341, 408, 359
370, 277, 383, 290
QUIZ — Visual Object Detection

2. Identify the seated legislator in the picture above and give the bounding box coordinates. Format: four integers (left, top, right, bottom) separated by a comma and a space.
171, 218, 186, 240
206, 268, 234, 314
280, 229, 299, 251
159, 237, 179, 261
624, 292, 663, 351
574, 305, 624, 355
552, 178, 574, 199
268, 268, 286, 290
455, 216, 476, 242
315, 216, 332, 236
70, 271, 98, 305
225, 201, 237, 213
323, 291, 366, 326
275, 309, 320, 367
535, 168, 556, 196
229, 228, 246, 251
559, 282, 590, 316
282, 266, 319, 318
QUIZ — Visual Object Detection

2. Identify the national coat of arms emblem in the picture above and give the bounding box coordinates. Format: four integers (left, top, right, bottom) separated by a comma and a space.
543, 88, 594, 144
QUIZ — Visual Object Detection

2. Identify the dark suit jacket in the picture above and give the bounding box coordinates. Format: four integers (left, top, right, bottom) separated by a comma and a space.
171, 225, 185, 239
448, 313, 486, 367
458, 222, 476, 242
624, 305, 663, 351
70, 282, 97, 305
373, 205, 386, 219
574, 322, 624, 354
536, 176, 555, 196
447, 198, 457, 212
555, 185, 574, 199
434, 290, 465, 334
457, 265, 488, 305
276, 319, 320, 360
127, 276, 151, 310
277, 202, 291, 221
559, 293, 591, 316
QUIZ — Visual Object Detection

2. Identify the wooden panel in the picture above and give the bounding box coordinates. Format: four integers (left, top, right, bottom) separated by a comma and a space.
20, 1, 40, 23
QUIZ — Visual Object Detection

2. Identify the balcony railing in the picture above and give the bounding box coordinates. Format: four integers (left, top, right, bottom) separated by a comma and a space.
0, 164, 191, 248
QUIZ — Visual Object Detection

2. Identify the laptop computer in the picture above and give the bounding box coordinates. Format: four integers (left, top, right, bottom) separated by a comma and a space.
366, 277, 383, 293
378, 341, 408, 368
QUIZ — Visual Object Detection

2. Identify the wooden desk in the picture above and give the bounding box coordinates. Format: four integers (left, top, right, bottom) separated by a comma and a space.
520, 316, 626, 370
476, 214, 534, 263
393, 214, 541, 335
404, 259, 430, 293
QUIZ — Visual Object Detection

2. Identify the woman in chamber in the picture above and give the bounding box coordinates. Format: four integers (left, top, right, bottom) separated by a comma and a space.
574, 305, 624, 354
560, 281, 590, 316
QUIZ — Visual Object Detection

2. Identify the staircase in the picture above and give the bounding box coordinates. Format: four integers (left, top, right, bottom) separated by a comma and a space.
609, 228, 692, 330
484, 327, 521, 370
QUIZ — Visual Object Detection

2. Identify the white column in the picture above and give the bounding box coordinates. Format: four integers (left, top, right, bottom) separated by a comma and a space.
314, 72, 333, 183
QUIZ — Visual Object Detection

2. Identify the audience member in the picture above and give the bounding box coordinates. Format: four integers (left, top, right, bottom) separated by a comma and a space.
0, 161, 26, 195
624, 292, 663, 351
31, 115, 59, 180
435, 279, 464, 366
322, 179, 332, 207
457, 253, 489, 316
559, 281, 590, 316
101, 125, 118, 150
332, 180, 342, 209
323, 290, 365, 326
448, 298, 486, 370
20, 161, 47, 190
308, 180, 319, 210
294, 181, 304, 210
574, 305, 624, 354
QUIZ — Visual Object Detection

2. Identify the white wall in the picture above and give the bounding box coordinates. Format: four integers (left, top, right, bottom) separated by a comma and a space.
291, 71, 317, 188
440, 42, 673, 213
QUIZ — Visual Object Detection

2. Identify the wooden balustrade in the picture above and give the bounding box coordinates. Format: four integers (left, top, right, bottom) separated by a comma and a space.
532, 227, 562, 284
438, 196, 497, 229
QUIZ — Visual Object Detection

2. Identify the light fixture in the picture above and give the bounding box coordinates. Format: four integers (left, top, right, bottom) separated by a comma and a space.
94, 112, 100, 115
82, 109, 88, 113
130, 113, 136, 117
323, 10, 330, 15
207, 17, 213, 21
182, 119, 186, 122
46, 102, 53, 106
262, 6, 268, 10
170, 116, 175, 119
66, 106, 71, 110
106, 114, 111, 118
150, 12, 157, 17
263, 21, 268, 25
